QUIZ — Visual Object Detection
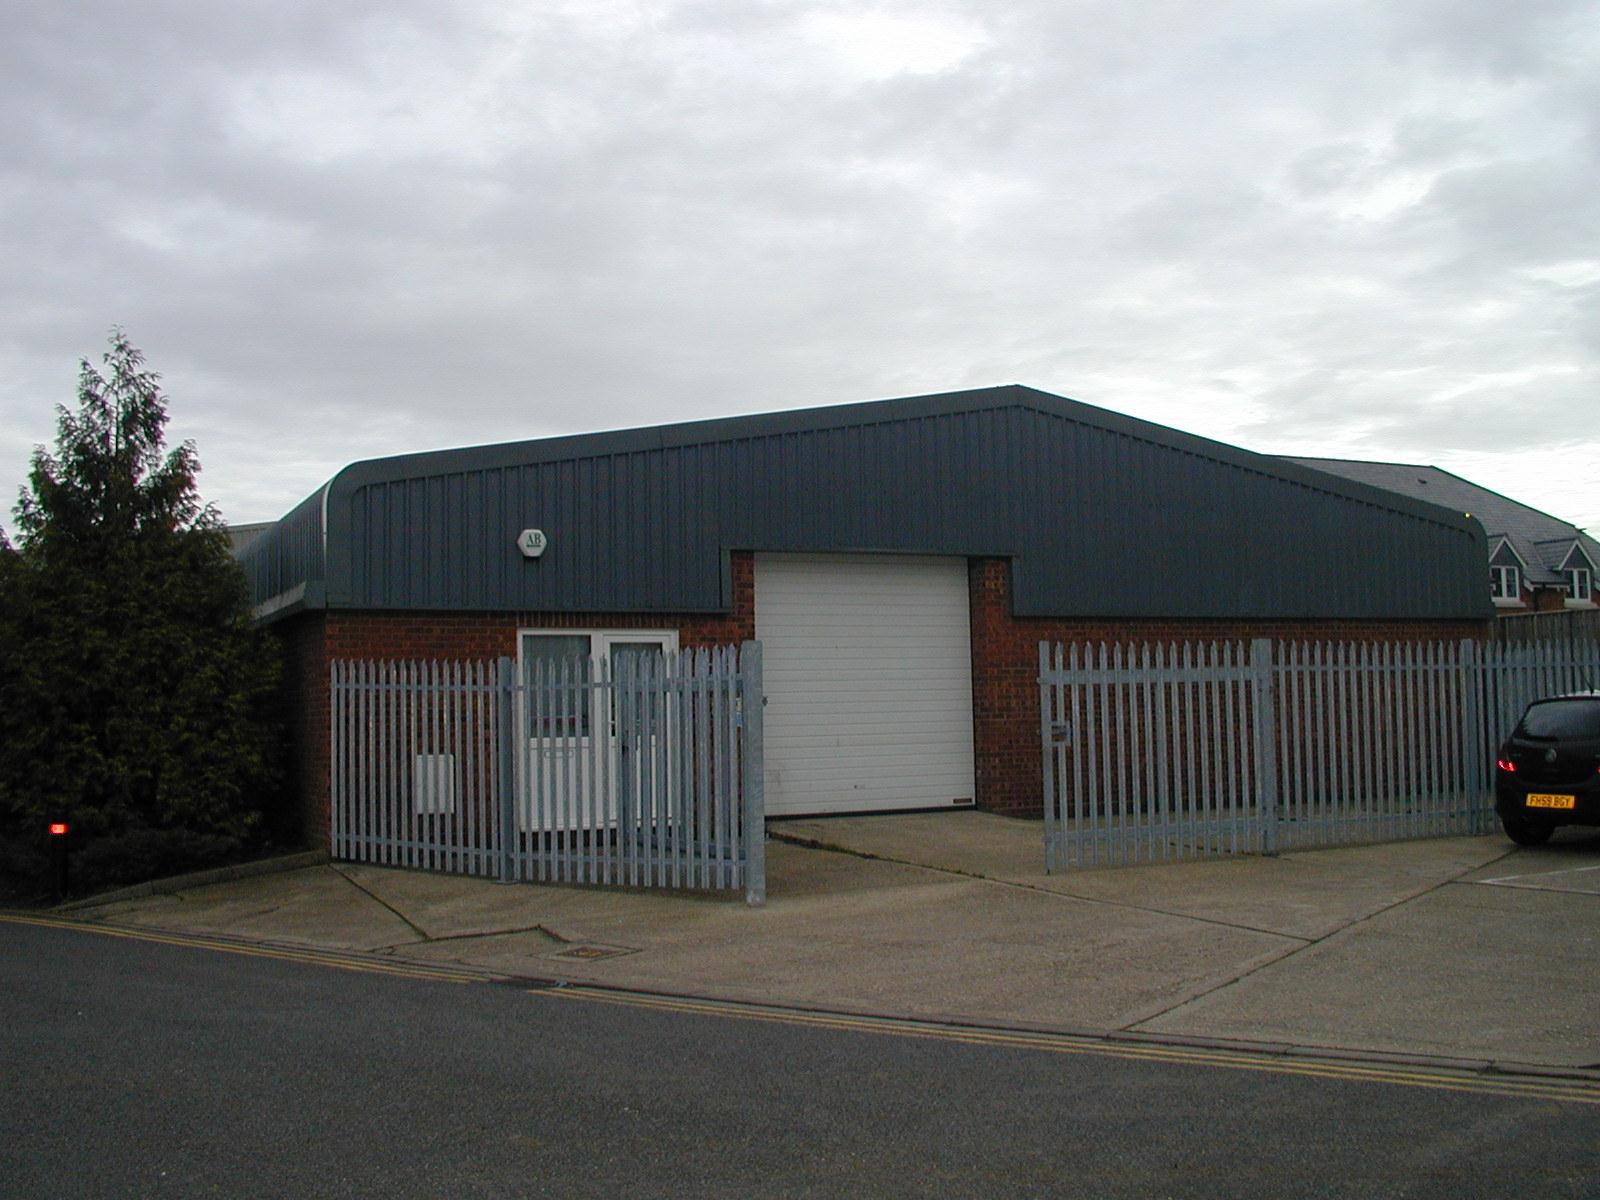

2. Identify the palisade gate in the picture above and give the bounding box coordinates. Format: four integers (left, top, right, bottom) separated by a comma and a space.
1039, 638, 1600, 869
330, 642, 766, 903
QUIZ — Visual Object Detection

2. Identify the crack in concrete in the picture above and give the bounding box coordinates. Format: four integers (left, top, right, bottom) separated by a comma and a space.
1120, 844, 1524, 1033
332, 865, 431, 942
322, 869, 579, 951
768, 830, 1313, 942
770, 829, 1528, 1034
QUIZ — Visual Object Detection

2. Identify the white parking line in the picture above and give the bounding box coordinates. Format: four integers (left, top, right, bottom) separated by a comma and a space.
1477, 862, 1600, 889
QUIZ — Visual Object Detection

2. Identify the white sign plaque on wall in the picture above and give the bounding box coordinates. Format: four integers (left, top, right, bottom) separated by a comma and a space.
517, 528, 548, 559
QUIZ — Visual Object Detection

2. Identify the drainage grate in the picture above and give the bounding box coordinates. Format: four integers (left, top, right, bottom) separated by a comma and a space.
550, 944, 638, 961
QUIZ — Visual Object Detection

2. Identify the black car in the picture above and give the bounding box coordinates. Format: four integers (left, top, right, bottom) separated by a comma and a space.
1495, 692, 1600, 846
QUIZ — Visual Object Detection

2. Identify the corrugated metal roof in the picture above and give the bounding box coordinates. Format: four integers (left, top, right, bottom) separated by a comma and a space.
240, 385, 1491, 621
225, 521, 275, 555
1285, 458, 1599, 586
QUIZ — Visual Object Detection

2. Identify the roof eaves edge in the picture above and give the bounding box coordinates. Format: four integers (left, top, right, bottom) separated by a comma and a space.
318, 383, 1481, 540
324, 384, 1038, 494
1276, 459, 1485, 537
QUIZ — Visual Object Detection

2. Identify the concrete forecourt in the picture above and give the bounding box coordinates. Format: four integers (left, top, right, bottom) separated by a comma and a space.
33, 811, 1600, 1075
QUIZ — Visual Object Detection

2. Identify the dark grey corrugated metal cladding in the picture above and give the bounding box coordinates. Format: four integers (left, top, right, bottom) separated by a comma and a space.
239, 385, 1492, 621
240, 486, 326, 615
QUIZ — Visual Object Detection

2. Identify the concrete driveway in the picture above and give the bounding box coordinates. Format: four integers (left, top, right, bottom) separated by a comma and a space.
47, 811, 1600, 1075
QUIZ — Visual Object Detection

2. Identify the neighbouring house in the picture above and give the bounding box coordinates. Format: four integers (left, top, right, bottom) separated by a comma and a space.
238, 386, 1491, 844
1285, 459, 1599, 616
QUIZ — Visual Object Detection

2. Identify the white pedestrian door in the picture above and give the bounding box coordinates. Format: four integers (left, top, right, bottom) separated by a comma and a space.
518, 631, 677, 831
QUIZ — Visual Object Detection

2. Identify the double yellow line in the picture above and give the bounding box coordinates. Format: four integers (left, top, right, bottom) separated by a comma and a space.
9, 912, 1599, 1107
545, 986, 1600, 1107
0, 912, 486, 984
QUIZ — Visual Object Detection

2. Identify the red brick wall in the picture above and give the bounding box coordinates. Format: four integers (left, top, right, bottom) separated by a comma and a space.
270, 553, 756, 844
966, 558, 1493, 817
1499, 584, 1574, 615
1527, 586, 1568, 613
271, 549, 1494, 842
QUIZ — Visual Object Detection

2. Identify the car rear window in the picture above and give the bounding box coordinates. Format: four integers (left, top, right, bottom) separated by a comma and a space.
1517, 699, 1600, 739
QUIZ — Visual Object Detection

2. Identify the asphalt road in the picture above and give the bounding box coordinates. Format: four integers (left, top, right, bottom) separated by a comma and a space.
3, 917, 1597, 1199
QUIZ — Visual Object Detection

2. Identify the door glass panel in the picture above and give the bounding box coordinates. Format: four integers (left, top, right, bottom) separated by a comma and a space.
609, 642, 667, 667
521, 633, 591, 737
609, 641, 670, 727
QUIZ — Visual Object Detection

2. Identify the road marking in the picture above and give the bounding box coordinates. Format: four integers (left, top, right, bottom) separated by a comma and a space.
1477, 863, 1600, 891
543, 986, 1600, 1107
11, 912, 1600, 1107
0, 913, 486, 984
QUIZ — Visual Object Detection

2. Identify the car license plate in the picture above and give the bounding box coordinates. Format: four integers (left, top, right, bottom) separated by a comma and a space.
1526, 794, 1576, 810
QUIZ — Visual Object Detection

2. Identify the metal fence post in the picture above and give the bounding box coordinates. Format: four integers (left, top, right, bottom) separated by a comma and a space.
1460, 638, 1487, 833
1039, 641, 1058, 874
329, 659, 343, 860
1252, 639, 1280, 856
740, 640, 766, 906
496, 656, 517, 884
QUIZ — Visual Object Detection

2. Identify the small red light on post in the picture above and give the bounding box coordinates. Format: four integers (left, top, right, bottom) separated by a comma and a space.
48, 821, 71, 900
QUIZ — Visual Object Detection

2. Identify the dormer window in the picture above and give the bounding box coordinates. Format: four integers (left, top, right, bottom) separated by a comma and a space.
1490, 564, 1521, 602
1571, 567, 1593, 604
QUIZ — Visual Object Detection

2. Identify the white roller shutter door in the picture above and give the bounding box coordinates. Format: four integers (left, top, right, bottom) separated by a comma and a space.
755, 554, 976, 816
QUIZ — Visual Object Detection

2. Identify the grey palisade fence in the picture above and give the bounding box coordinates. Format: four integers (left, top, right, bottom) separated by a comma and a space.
1039, 638, 1600, 869
331, 643, 766, 903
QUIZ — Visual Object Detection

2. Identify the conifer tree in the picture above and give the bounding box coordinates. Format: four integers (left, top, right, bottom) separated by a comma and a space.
0, 331, 282, 896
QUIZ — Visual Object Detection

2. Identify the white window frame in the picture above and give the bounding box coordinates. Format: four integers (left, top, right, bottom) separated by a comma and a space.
516, 628, 682, 737
1567, 567, 1593, 607
513, 628, 680, 833
1490, 563, 1522, 606
517, 629, 681, 668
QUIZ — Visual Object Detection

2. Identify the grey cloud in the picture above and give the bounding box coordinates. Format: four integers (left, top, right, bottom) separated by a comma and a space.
2, 0, 1597, 529
1252, 367, 1596, 456
1382, 0, 1592, 79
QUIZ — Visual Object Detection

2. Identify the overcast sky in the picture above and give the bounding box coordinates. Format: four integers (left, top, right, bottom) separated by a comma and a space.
3, 1, 1597, 534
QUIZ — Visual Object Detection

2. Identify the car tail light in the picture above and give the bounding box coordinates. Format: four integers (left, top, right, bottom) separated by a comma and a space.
1496, 758, 1517, 773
